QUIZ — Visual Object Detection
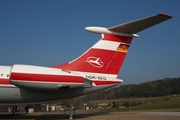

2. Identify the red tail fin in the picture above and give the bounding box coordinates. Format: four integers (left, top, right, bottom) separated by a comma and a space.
51, 14, 172, 78
51, 34, 132, 77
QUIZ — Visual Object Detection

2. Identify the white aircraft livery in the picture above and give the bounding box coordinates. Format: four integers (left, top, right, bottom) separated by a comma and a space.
0, 14, 172, 105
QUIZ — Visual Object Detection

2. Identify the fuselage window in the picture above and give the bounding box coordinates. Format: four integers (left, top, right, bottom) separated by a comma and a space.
1, 74, 3, 77
7, 74, 9, 78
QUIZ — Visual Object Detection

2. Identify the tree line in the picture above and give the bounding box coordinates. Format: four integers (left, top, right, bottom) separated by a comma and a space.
83, 77, 180, 101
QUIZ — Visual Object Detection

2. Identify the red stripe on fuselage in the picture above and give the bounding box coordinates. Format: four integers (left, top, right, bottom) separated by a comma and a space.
93, 80, 121, 86
0, 78, 11, 85
11, 73, 84, 83
10, 73, 121, 86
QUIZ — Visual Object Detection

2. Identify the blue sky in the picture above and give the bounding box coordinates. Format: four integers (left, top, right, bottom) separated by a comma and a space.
0, 0, 180, 84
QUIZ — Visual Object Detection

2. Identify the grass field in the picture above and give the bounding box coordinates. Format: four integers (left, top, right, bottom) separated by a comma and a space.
87, 94, 180, 112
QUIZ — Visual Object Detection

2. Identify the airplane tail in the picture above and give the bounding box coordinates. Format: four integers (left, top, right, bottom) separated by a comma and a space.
51, 14, 172, 78
52, 34, 132, 78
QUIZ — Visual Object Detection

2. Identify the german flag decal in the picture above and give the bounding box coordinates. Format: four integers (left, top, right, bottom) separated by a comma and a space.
116, 43, 130, 53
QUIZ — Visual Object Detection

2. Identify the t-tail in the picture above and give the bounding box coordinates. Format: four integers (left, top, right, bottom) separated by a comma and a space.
51, 14, 172, 78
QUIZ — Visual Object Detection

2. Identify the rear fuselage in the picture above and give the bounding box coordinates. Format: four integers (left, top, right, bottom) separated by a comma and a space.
0, 65, 121, 104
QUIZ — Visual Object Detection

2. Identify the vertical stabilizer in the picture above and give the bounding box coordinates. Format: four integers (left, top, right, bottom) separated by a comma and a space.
51, 34, 132, 78
51, 14, 172, 78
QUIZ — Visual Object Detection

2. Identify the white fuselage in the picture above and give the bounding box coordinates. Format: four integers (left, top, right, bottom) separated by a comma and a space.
0, 65, 121, 105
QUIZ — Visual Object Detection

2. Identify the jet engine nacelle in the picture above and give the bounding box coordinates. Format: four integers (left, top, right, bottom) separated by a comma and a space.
10, 65, 85, 91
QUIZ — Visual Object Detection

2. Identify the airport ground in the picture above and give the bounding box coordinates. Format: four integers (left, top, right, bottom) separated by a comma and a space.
0, 108, 180, 120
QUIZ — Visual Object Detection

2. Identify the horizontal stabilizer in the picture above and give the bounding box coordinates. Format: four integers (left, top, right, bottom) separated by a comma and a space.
108, 14, 172, 34
85, 14, 172, 37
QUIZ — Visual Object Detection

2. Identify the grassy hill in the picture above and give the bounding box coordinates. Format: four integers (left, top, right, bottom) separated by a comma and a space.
85, 94, 180, 111
84, 77, 180, 101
